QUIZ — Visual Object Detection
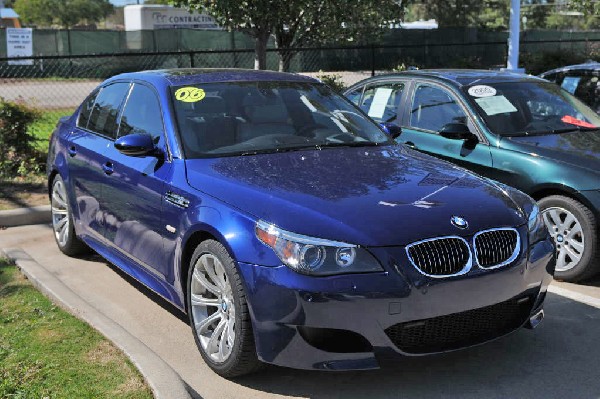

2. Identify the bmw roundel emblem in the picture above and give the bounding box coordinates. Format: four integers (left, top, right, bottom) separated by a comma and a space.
451, 216, 469, 229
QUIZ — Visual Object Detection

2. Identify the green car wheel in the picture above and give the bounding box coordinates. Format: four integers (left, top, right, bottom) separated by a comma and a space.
540, 195, 599, 282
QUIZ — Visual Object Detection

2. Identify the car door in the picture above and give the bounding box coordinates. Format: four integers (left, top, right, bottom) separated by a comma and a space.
398, 81, 494, 176
68, 82, 131, 240
352, 80, 408, 124
101, 82, 174, 281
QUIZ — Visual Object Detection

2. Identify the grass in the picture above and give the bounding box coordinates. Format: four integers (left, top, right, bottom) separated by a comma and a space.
30, 108, 74, 152
0, 258, 153, 399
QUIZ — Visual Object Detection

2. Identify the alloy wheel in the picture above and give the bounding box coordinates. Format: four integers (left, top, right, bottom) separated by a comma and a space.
190, 253, 235, 363
542, 206, 584, 272
51, 179, 70, 248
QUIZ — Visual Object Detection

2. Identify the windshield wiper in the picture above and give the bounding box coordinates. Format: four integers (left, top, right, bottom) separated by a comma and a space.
550, 126, 599, 134
505, 125, 600, 137
238, 145, 322, 156
319, 141, 383, 149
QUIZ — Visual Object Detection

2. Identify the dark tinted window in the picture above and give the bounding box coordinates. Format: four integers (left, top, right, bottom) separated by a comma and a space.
171, 81, 391, 158
87, 83, 130, 139
119, 83, 164, 141
573, 75, 600, 114
77, 90, 99, 129
410, 84, 467, 132
359, 82, 405, 123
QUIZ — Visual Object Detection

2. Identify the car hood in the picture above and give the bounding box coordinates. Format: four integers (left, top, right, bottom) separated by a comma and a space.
501, 130, 600, 173
185, 146, 526, 247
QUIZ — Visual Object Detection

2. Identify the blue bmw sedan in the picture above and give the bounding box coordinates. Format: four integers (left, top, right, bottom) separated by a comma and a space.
47, 69, 555, 377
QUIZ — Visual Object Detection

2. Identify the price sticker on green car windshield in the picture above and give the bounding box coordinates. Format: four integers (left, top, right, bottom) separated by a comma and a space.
475, 95, 517, 116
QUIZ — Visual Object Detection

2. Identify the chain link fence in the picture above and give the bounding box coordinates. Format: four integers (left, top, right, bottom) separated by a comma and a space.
1, 38, 598, 149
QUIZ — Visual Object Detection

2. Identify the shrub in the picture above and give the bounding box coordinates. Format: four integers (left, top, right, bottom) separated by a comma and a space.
316, 71, 347, 93
0, 99, 43, 179
520, 50, 593, 76
392, 59, 421, 72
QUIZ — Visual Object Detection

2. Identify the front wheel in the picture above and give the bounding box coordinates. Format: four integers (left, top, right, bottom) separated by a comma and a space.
51, 175, 88, 256
539, 195, 599, 282
187, 240, 262, 378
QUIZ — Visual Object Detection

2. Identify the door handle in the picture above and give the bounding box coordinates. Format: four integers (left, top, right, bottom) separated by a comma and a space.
404, 141, 417, 149
68, 146, 77, 157
102, 162, 114, 175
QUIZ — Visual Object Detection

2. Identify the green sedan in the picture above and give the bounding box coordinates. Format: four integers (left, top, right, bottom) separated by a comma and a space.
345, 70, 600, 282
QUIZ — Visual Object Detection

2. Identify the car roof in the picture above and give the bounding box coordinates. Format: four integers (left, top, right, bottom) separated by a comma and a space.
347, 69, 547, 90
540, 61, 600, 77
105, 68, 318, 87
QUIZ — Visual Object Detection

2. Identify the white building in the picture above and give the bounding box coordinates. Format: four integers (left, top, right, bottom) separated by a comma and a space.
124, 4, 221, 31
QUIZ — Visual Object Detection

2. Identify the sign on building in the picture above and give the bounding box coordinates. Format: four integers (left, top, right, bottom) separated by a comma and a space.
6, 27, 33, 65
124, 5, 221, 31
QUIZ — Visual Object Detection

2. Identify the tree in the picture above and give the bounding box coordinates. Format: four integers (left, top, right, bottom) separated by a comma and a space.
172, 0, 406, 71
13, 0, 54, 26
409, 0, 485, 28
273, 0, 405, 71
569, 0, 600, 16
14, 0, 113, 28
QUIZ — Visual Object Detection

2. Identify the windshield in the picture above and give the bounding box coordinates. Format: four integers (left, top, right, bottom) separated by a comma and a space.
462, 81, 600, 137
171, 81, 392, 158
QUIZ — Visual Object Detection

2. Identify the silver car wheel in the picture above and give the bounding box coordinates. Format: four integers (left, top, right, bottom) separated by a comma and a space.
542, 206, 584, 272
51, 179, 70, 248
190, 253, 235, 363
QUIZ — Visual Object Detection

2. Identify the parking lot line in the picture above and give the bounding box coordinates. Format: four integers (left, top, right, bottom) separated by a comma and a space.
548, 284, 600, 309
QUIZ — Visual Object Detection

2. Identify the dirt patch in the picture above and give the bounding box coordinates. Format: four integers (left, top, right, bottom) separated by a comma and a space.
114, 375, 147, 395
86, 341, 121, 366
36, 327, 65, 343
0, 178, 48, 211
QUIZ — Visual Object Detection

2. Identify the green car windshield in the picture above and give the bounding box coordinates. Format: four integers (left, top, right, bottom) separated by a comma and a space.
171, 81, 392, 158
462, 81, 600, 137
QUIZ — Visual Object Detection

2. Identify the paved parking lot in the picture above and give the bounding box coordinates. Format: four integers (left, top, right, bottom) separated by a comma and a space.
0, 79, 101, 109
2, 224, 600, 399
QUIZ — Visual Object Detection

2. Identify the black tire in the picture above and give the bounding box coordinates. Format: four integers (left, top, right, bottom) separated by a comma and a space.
50, 175, 88, 256
187, 240, 262, 378
538, 195, 599, 282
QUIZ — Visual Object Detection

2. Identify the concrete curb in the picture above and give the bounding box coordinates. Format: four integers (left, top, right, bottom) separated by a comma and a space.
0, 205, 51, 227
2, 247, 192, 399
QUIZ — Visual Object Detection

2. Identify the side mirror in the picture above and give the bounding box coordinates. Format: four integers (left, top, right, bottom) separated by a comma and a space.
380, 122, 402, 139
115, 133, 156, 156
439, 123, 477, 141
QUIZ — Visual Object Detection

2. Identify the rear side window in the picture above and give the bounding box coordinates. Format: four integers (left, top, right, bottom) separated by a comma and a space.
77, 90, 99, 129
118, 83, 164, 141
359, 82, 405, 123
87, 83, 130, 139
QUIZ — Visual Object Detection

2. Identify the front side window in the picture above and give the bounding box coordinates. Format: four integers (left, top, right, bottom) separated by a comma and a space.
358, 82, 405, 123
118, 83, 164, 142
171, 81, 392, 158
410, 84, 467, 132
87, 82, 130, 139
463, 81, 600, 136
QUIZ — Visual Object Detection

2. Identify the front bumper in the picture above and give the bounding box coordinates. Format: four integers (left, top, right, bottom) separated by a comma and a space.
238, 235, 555, 371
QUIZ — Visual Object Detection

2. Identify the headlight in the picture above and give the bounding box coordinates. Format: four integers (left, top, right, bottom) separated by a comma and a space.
255, 220, 383, 276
